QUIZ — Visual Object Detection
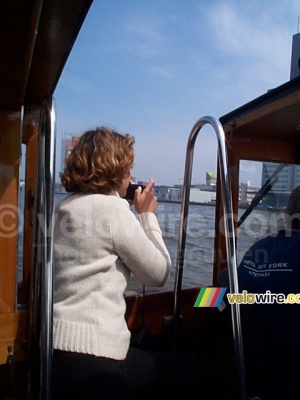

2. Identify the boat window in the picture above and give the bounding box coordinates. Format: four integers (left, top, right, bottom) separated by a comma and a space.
237, 160, 300, 264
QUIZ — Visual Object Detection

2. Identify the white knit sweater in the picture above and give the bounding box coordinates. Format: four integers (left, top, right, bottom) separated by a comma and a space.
53, 192, 171, 360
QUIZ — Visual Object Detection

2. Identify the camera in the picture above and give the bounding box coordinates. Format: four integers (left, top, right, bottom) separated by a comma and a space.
124, 183, 146, 201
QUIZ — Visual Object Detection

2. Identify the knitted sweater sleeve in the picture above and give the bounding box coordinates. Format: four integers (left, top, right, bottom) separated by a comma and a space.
110, 201, 171, 287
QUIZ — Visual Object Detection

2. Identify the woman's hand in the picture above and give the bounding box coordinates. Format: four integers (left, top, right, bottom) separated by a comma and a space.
134, 179, 157, 214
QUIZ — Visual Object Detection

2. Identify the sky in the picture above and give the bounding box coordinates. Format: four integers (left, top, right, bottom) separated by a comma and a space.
54, 0, 300, 187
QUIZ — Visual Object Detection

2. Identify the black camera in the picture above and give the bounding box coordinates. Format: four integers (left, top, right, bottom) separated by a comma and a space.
124, 183, 146, 201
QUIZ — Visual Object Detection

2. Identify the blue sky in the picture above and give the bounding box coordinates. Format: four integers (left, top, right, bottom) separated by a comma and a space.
54, 0, 299, 187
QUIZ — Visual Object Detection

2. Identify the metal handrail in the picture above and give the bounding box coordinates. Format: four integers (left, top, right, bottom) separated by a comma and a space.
30, 96, 56, 400
173, 116, 247, 400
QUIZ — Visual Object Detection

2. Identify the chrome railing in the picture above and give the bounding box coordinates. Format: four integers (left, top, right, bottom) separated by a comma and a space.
173, 116, 247, 400
29, 96, 56, 400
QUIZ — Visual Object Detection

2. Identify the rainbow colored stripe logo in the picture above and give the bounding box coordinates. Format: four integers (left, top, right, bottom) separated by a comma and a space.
194, 287, 227, 308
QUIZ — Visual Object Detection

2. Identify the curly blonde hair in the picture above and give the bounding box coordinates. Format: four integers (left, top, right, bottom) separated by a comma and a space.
61, 127, 135, 194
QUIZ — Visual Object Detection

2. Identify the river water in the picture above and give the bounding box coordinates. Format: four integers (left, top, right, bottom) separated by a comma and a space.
54, 193, 286, 293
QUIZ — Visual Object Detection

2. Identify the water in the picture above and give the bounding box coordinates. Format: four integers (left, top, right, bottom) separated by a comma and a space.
54, 193, 286, 293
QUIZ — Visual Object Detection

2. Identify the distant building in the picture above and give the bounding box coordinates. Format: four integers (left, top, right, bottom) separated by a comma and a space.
261, 162, 300, 207
206, 171, 216, 186
155, 184, 216, 204
189, 188, 216, 203
239, 182, 258, 205
290, 32, 300, 79
166, 187, 181, 202
240, 183, 248, 205
262, 163, 300, 190
61, 132, 80, 173
193, 172, 217, 193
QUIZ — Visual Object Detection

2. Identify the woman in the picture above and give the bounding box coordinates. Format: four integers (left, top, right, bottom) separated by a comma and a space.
52, 127, 219, 399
